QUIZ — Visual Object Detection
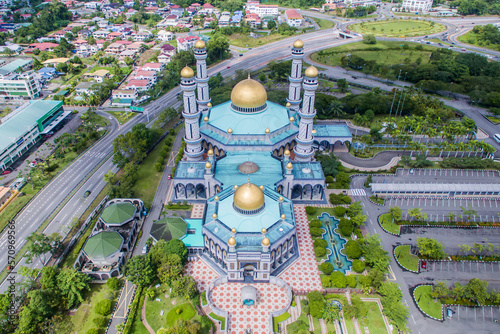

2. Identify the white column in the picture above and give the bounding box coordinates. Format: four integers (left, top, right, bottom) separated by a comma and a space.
180, 67, 203, 161
294, 66, 318, 162
194, 41, 211, 115
287, 40, 304, 116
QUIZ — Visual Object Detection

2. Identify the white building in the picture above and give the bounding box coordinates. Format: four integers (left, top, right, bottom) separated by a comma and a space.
401, 0, 433, 12
0, 73, 40, 100
246, 1, 278, 18
85, 1, 100, 10
176, 36, 201, 52
157, 30, 174, 41
218, 11, 231, 27
285, 9, 303, 27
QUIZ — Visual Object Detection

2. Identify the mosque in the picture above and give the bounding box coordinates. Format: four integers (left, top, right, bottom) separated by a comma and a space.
170, 39, 352, 282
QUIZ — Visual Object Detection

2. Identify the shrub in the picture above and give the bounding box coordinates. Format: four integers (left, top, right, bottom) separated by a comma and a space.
330, 271, 347, 288
334, 206, 347, 217
321, 275, 331, 288
300, 299, 310, 314
313, 239, 328, 248
315, 247, 327, 257
310, 227, 324, 238
320, 262, 334, 275
93, 316, 108, 328
305, 206, 316, 215
106, 277, 121, 291
201, 315, 214, 329
338, 218, 353, 237
346, 276, 357, 288
325, 175, 334, 183
352, 259, 366, 273
95, 299, 112, 316
309, 219, 322, 228
86, 329, 99, 334
344, 240, 362, 259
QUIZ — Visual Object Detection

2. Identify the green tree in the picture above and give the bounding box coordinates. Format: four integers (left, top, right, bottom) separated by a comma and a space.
345, 240, 362, 259
337, 78, 348, 92
57, 268, 91, 309
343, 294, 367, 319
431, 281, 449, 299
346, 202, 363, 218
24, 232, 61, 264
388, 206, 403, 222
125, 255, 155, 287
417, 237, 445, 259
330, 271, 347, 288
320, 262, 334, 275
352, 259, 366, 273
465, 278, 489, 305
363, 34, 376, 44
362, 235, 390, 273
157, 254, 183, 285
323, 301, 341, 323
307, 291, 325, 318
95, 299, 112, 316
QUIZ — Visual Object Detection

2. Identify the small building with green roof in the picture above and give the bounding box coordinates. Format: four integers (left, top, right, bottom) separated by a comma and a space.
99, 202, 137, 226
150, 217, 188, 242
80, 231, 124, 280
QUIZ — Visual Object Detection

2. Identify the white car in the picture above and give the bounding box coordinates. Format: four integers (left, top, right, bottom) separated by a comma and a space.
142, 245, 148, 254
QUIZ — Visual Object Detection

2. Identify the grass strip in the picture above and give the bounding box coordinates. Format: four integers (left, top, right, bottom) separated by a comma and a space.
379, 213, 401, 235
209, 312, 226, 330
394, 245, 419, 272
273, 312, 291, 332
414, 285, 443, 320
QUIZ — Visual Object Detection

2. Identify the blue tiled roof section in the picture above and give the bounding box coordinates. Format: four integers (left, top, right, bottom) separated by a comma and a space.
207, 101, 289, 135
174, 161, 206, 179
291, 161, 325, 180
181, 219, 204, 247
200, 129, 227, 144
269, 128, 297, 144
314, 124, 352, 137
214, 151, 283, 187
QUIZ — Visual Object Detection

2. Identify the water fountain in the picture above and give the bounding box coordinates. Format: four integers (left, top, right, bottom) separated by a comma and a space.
318, 213, 352, 273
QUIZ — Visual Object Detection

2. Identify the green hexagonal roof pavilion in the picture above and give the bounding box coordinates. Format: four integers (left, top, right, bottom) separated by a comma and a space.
150, 217, 188, 242
83, 231, 123, 260
100, 203, 136, 226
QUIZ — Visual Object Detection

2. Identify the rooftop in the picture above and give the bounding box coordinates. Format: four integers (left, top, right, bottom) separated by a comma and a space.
0, 58, 32, 76
100, 202, 136, 226
313, 124, 352, 138
83, 231, 123, 260
150, 217, 188, 241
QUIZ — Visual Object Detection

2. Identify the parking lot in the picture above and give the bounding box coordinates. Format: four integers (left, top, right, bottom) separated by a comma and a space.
373, 168, 500, 184
446, 305, 500, 331
421, 260, 500, 275
386, 197, 500, 222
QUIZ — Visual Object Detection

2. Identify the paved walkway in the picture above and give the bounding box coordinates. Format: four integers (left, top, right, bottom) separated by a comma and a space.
141, 295, 155, 334
279, 295, 303, 333
184, 258, 221, 292
107, 280, 137, 334
278, 205, 322, 292
191, 203, 205, 218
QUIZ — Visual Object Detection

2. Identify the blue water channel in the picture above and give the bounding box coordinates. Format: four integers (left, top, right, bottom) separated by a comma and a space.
317, 212, 352, 274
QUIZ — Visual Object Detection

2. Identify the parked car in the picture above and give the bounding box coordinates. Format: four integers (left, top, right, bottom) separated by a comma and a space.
142, 245, 148, 254
35, 158, 44, 162
29, 163, 37, 168
167, 174, 172, 180
1, 170, 12, 175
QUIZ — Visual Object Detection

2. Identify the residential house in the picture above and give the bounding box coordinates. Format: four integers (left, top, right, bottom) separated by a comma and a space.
158, 53, 171, 64
111, 89, 137, 106
76, 44, 99, 57
133, 30, 152, 42
93, 29, 110, 39
246, 1, 279, 17
97, 20, 109, 29
244, 13, 261, 27
218, 11, 231, 27
160, 44, 176, 56
74, 81, 97, 95
132, 70, 156, 84
78, 29, 92, 39
42, 58, 70, 67
285, 9, 303, 27
36, 67, 58, 81
85, 1, 99, 9
202, 3, 215, 14
82, 69, 110, 83
204, 17, 215, 28
107, 31, 124, 40
0, 43, 22, 54
157, 15, 178, 27
141, 62, 164, 72
119, 49, 138, 61
125, 79, 152, 92
170, 5, 184, 17
157, 30, 174, 41
126, 42, 144, 53
176, 35, 200, 51
105, 42, 126, 55
25, 42, 59, 53
96, 39, 106, 49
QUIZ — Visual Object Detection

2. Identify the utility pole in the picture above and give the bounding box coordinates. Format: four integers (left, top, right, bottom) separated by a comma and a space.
396, 86, 405, 117
399, 91, 407, 118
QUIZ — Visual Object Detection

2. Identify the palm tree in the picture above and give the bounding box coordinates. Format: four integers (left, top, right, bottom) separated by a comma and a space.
329, 100, 345, 118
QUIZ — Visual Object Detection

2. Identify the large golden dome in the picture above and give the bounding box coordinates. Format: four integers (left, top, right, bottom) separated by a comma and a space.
233, 182, 265, 212
231, 77, 267, 109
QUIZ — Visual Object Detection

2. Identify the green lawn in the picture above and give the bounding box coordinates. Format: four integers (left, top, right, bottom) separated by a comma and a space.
394, 245, 419, 272
379, 213, 401, 235
311, 41, 438, 68
369, 195, 385, 205
486, 115, 500, 124
209, 312, 226, 331
314, 18, 334, 30
166, 303, 196, 326
458, 30, 500, 52
312, 316, 322, 333
361, 302, 387, 334
106, 110, 136, 124
414, 285, 443, 320
54, 283, 120, 334
349, 20, 446, 37
132, 128, 180, 207
286, 314, 310, 333
227, 32, 290, 48
344, 317, 356, 334
273, 312, 291, 332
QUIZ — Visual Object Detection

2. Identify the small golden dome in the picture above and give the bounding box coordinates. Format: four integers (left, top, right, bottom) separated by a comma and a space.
279, 196, 283, 201
265, 128, 270, 134
289, 117, 295, 122
233, 182, 265, 211
207, 102, 212, 108
305, 66, 318, 78
262, 237, 270, 246
228, 237, 236, 246
286, 162, 293, 169
203, 116, 209, 122
259, 185, 264, 190
234, 185, 238, 189
231, 77, 267, 109
284, 149, 290, 156
261, 228, 267, 233
293, 39, 304, 48
205, 162, 212, 169
214, 196, 219, 201
227, 128, 233, 134
281, 214, 286, 219
212, 213, 217, 219
286, 102, 291, 108
207, 149, 213, 155
181, 66, 194, 78
231, 228, 237, 233
194, 39, 205, 49
312, 129, 317, 134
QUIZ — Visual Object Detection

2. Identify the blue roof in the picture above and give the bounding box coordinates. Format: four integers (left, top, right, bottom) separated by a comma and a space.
289, 161, 325, 180
37, 67, 56, 74
214, 151, 283, 187
175, 161, 206, 179
207, 101, 290, 135
314, 124, 352, 138
181, 219, 204, 247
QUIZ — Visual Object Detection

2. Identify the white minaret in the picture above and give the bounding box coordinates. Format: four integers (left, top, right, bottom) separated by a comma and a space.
287, 39, 304, 116
293, 66, 319, 162
180, 66, 203, 161
194, 39, 211, 115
